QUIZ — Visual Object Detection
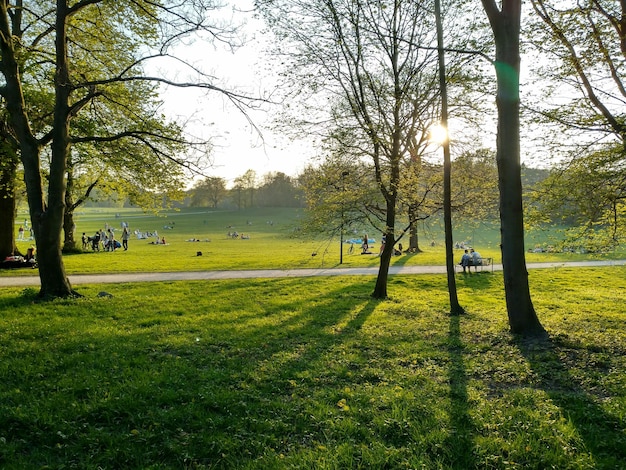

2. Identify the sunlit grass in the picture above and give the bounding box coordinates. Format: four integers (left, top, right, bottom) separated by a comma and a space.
7, 207, 624, 277
0, 267, 624, 468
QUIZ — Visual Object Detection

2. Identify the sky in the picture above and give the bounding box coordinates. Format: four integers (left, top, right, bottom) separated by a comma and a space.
155, 1, 316, 188
152, 1, 553, 188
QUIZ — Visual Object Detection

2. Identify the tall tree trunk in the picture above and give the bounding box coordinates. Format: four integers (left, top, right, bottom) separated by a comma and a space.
372, 221, 394, 299
62, 164, 77, 252
38, 0, 76, 297
0, 141, 19, 258
435, 0, 464, 315
63, 171, 99, 253
407, 205, 423, 253
481, 0, 546, 336
372, 90, 402, 299
0, 117, 20, 259
63, 198, 77, 251
0, 0, 76, 297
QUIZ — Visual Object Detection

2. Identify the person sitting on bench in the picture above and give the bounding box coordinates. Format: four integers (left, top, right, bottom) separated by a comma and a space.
470, 248, 482, 271
460, 249, 471, 273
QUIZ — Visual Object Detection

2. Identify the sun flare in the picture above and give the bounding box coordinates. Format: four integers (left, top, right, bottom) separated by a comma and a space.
429, 124, 448, 144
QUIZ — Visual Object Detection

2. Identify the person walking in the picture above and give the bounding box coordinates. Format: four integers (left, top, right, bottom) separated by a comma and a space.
122, 226, 130, 251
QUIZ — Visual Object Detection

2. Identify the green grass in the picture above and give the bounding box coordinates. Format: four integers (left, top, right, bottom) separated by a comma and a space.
7, 207, 625, 277
0, 267, 624, 468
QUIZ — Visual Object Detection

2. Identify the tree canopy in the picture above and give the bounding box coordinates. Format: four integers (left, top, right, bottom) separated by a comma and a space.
0, 0, 255, 297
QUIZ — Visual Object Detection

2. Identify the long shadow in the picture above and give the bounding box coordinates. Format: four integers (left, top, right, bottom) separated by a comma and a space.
388, 251, 416, 267
1, 278, 381, 466
517, 336, 626, 468
444, 313, 476, 469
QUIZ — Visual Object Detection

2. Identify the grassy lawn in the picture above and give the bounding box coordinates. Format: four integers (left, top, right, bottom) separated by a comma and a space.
6, 207, 625, 277
0, 267, 624, 468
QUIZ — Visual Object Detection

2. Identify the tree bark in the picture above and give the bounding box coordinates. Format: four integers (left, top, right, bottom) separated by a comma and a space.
372, 225, 394, 299
0, 146, 19, 258
0, 118, 20, 259
63, 164, 77, 252
407, 205, 423, 253
42, 0, 76, 296
481, 0, 546, 336
435, 0, 464, 315
0, 1, 76, 296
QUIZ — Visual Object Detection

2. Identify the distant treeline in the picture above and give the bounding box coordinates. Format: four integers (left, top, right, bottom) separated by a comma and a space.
76, 166, 550, 210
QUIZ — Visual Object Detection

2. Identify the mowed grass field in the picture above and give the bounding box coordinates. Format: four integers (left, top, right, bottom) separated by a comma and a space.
7, 206, 625, 276
0, 267, 624, 468
3, 207, 625, 468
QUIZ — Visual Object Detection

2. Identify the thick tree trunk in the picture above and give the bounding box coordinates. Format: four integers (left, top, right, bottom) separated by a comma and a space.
407, 206, 422, 253
484, 0, 546, 336
372, 194, 397, 299
0, 159, 19, 258
497, 100, 544, 334
0, 1, 76, 297
0, 130, 20, 258
372, 229, 393, 299
35, 215, 75, 297
62, 165, 77, 252
37, 0, 77, 297
23, 142, 75, 297
63, 205, 77, 251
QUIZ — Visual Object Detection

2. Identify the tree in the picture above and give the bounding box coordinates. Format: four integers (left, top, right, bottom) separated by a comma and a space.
0, 1, 252, 298
524, 0, 625, 249
526, 147, 626, 250
434, 0, 463, 315
528, 0, 625, 150
232, 169, 257, 209
0, 113, 21, 259
450, 149, 499, 220
259, 0, 449, 298
298, 157, 377, 243
191, 176, 228, 208
257, 172, 301, 207
480, 0, 547, 336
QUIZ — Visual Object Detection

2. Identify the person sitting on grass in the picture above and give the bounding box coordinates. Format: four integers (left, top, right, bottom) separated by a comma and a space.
361, 234, 371, 254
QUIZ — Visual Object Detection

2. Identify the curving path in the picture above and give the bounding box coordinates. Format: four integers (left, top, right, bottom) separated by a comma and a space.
1, 259, 625, 287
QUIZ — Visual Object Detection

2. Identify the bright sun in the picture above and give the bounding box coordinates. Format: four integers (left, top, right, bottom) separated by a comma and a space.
429, 124, 448, 144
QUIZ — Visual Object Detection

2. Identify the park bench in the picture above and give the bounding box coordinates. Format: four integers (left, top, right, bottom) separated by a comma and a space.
455, 257, 494, 273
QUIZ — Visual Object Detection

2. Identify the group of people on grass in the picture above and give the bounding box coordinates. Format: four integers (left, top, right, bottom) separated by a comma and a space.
359, 233, 403, 256
2, 246, 37, 269
16, 218, 35, 242
83, 224, 131, 252
227, 231, 250, 239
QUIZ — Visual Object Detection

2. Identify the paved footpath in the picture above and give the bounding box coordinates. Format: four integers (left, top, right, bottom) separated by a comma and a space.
1, 260, 625, 287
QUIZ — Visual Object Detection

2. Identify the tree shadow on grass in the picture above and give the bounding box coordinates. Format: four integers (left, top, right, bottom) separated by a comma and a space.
517, 336, 626, 469
456, 269, 500, 292
443, 313, 476, 469
0, 279, 382, 467
388, 251, 416, 267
